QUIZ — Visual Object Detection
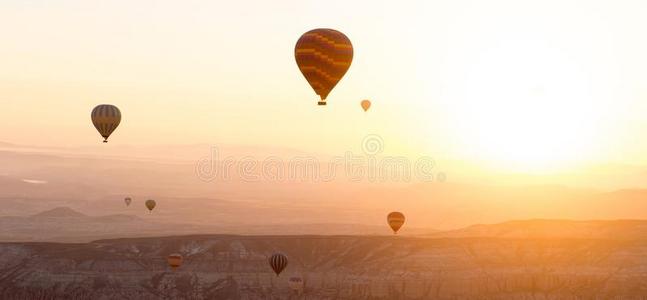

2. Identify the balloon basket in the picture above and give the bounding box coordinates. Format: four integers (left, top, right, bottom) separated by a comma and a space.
318, 101, 326, 106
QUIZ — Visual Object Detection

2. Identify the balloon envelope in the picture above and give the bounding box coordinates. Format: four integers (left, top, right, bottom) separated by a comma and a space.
124, 197, 132, 206
91, 104, 121, 143
167, 253, 183, 270
145, 199, 156, 211
361, 99, 371, 111
387, 211, 405, 234
295, 28, 353, 105
268, 253, 288, 276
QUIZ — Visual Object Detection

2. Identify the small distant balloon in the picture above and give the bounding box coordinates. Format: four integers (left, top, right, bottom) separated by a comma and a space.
124, 197, 132, 206
91, 104, 121, 143
288, 276, 304, 293
167, 253, 183, 270
437, 172, 447, 182
145, 199, 156, 212
295, 28, 353, 106
387, 212, 405, 234
268, 253, 288, 276
361, 99, 371, 112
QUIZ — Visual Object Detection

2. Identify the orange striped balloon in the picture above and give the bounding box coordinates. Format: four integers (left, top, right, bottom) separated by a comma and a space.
167, 253, 183, 270
91, 104, 121, 143
387, 211, 405, 234
295, 29, 353, 106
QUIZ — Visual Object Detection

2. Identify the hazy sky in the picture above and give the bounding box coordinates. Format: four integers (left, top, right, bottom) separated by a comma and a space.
3, 0, 647, 173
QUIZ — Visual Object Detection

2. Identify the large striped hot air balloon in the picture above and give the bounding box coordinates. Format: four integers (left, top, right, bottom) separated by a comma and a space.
387, 212, 405, 234
268, 253, 288, 276
91, 104, 121, 143
295, 29, 353, 106
167, 253, 183, 270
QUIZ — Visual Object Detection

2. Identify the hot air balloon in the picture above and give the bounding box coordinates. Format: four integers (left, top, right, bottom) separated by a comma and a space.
124, 197, 132, 206
268, 253, 288, 276
288, 276, 304, 294
387, 211, 405, 234
91, 104, 121, 143
145, 199, 156, 212
295, 29, 353, 106
361, 99, 371, 112
167, 253, 183, 270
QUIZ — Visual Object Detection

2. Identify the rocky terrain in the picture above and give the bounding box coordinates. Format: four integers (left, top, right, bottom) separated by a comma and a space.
1, 231, 647, 299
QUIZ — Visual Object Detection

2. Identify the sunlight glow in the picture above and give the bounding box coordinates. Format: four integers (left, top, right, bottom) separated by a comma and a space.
445, 39, 601, 171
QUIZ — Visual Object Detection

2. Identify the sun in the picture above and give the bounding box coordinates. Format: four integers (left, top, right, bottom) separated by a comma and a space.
440, 40, 603, 172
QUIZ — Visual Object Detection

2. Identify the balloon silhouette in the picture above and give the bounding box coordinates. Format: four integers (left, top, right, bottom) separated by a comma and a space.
387, 211, 405, 234
145, 199, 156, 212
288, 276, 304, 293
268, 253, 288, 276
167, 253, 183, 270
91, 104, 121, 143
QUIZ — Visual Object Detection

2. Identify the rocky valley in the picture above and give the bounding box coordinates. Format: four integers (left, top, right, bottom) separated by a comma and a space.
1, 233, 646, 299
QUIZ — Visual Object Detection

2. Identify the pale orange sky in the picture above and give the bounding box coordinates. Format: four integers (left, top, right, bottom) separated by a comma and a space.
2, 0, 647, 175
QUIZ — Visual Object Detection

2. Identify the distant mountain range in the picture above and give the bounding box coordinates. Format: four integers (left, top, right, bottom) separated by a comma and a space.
2, 207, 647, 243
0, 206, 193, 242
429, 219, 647, 239
3, 141, 647, 237
33, 206, 89, 218
0, 207, 435, 242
